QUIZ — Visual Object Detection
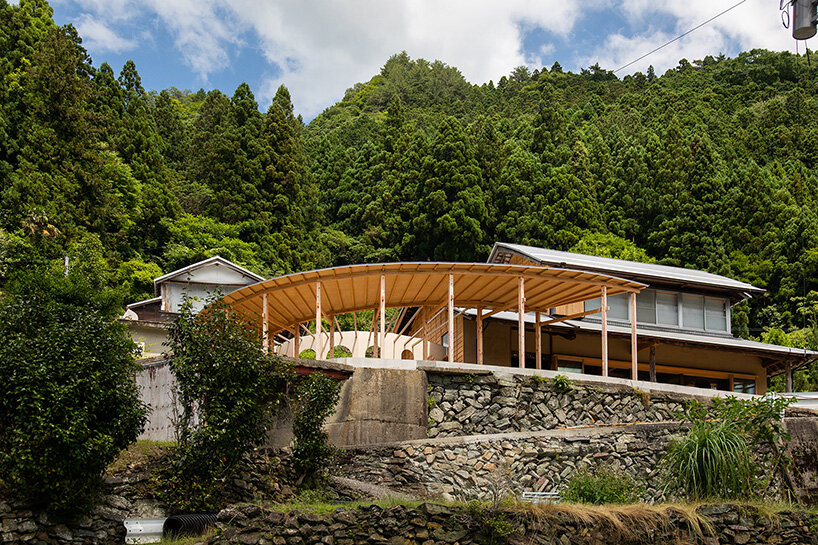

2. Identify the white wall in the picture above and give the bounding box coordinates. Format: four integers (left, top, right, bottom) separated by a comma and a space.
276, 330, 446, 361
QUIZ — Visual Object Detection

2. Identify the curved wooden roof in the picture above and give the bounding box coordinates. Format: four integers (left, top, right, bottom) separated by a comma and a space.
223, 262, 646, 336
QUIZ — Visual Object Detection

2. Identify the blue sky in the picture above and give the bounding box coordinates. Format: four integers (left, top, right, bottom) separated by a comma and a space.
47, 0, 804, 121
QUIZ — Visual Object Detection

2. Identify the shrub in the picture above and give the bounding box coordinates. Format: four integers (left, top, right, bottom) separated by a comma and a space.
163, 296, 293, 511
662, 395, 794, 500
0, 267, 147, 513
292, 373, 342, 487
662, 420, 753, 500
552, 374, 573, 393
561, 465, 643, 504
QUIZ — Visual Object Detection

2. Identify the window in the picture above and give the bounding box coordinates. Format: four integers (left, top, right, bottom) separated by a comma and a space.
441, 332, 449, 357
682, 294, 704, 329
705, 298, 728, 332
656, 292, 679, 326
637, 290, 656, 323
585, 288, 729, 334
733, 378, 755, 394
557, 359, 583, 374
583, 293, 628, 321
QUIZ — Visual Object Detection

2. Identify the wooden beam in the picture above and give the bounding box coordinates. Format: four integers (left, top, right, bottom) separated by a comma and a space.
315, 281, 323, 360
396, 307, 421, 337
262, 292, 269, 354
387, 306, 402, 334
649, 344, 657, 382
542, 307, 606, 325
294, 325, 301, 358
481, 303, 518, 320
535, 311, 542, 370
379, 274, 386, 358
601, 285, 608, 377
448, 274, 455, 363
630, 292, 637, 380
518, 276, 525, 369
476, 306, 484, 365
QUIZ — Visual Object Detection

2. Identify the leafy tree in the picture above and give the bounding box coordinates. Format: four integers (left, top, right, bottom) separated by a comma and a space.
292, 373, 342, 487
163, 296, 292, 511
0, 265, 146, 513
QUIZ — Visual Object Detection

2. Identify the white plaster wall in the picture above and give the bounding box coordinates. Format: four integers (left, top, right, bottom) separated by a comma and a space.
276, 331, 446, 361
135, 360, 179, 442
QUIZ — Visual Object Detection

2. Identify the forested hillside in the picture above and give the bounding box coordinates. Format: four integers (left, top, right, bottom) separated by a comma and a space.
1, 1, 816, 357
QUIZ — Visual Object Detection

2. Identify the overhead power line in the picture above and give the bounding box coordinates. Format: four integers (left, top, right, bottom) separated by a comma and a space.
613, 0, 749, 73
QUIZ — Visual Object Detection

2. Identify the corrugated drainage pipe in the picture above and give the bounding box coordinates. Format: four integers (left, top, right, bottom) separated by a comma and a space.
163, 513, 218, 538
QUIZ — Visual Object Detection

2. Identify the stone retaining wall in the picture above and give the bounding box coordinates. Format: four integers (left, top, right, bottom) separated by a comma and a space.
427, 371, 689, 438
338, 422, 788, 503
208, 502, 818, 545
340, 423, 683, 502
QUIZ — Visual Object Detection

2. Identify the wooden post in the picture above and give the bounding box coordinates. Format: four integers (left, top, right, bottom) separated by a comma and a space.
294, 325, 301, 358
380, 274, 386, 358
630, 292, 637, 380
372, 307, 379, 358
420, 307, 428, 360
786, 361, 793, 393
535, 311, 542, 370
649, 344, 657, 382
601, 286, 608, 377
518, 276, 525, 369
329, 315, 335, 359
262, 293, 269, 354
476, 306, 483, 365
448, 274, 455, 363
315, 282, 323, 360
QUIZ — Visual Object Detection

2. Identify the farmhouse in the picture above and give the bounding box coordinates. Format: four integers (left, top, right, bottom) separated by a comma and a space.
121, 256, 264, 357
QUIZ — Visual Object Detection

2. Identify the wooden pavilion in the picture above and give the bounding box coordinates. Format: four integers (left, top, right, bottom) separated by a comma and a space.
222, 262, 646, 378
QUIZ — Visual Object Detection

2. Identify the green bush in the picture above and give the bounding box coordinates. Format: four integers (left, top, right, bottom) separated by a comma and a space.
662, 420, 753, 500
292, 373, 342, 487
662, 395, 794, 501
163, 296, 293, 511
561, 465, 643, 504
0, 267, 147, 513
552, 374, 573, 393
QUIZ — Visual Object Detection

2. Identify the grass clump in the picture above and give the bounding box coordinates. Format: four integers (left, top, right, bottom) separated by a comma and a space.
662, 420, 753, 500
561, 465, 644, 505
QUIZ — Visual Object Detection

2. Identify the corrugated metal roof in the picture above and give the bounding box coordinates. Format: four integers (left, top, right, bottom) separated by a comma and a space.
489, 242, 764, 294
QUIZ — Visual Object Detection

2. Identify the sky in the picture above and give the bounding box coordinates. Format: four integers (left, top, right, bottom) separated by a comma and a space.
45, 0, 809, 121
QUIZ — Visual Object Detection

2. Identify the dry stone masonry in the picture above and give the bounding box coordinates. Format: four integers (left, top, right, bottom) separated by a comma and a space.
206, 502, 818, 545
341, 423, 682, 502
427, 371, 688, 438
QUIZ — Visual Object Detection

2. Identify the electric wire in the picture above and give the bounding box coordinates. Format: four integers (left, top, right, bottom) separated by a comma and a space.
613, 0, 749, 73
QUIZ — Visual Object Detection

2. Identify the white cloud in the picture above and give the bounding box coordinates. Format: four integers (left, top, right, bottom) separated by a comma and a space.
584, 0, 796, 75
74, 14, 137, 53
221, 0, 596, 116
59, 0, 807, 118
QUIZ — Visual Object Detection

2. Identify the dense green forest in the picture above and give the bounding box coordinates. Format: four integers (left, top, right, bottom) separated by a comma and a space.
1, 2, 816, 368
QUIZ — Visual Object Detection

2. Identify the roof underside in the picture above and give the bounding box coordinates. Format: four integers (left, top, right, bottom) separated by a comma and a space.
490, 243, 763, 295
223, 262, 645, 336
